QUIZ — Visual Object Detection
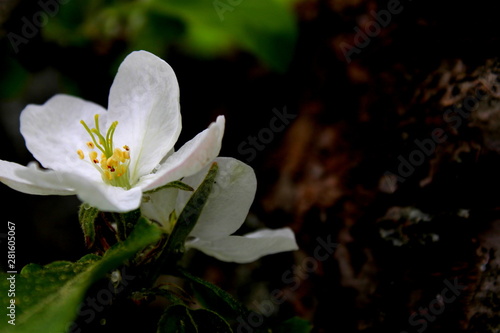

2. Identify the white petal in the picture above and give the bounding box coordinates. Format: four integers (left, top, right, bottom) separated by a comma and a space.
0, 160, 74, 195
60, 173, 143, 212
20, 94, 106, 179
139, 116, 225, 191
186, 228, 298, 263
108, 51, 182, 183
177, 157, 256, 240
141, 187, 179, 229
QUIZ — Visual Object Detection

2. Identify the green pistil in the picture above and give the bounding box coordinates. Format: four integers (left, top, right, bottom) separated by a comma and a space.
106, 122, 117, 155
80, 115, 118, 158
114, 168, 131, 189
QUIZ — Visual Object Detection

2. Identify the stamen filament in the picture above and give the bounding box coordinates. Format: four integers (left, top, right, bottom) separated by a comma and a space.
79, 114, 131, 190
94, 114, 101, 136
105, 121, 118, 156
80, 120, 106, 156
91, 129, 110, 157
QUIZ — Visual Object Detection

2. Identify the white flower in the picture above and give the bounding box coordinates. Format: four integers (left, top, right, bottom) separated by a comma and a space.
141, 157, 298, 263
0, 50, 225, 212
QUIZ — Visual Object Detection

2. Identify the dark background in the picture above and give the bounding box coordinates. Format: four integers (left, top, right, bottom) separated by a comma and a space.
2, 0, 500, 332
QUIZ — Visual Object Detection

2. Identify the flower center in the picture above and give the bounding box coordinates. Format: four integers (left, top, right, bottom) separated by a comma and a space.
77, 114, 131, 190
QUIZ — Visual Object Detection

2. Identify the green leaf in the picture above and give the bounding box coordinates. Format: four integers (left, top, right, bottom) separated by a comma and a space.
275, 317, 313, 333
78, 203, 99, 248
146, 180, 195, 194
150, 162, 219, 279
178, 268, 248, 320
157, 304, 198, 333
157, 284, 193, 304
189, 308, 233, 333
167, 162, 218, 252
157, 304, 233, 333
0, 217, 163, 333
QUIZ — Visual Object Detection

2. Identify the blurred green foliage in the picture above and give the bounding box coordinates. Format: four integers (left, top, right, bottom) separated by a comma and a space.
1, 0, 298, 100
0, 54, 30, 99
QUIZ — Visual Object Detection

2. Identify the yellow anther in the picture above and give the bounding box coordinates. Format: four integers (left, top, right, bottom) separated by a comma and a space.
107, 157, 118, 168
123, 145, 130, 151
89, 151, 99, 164
116, 165, 126, 177
113, 148, 125, 162
123, 150, 130, 160
104, 170, 113, 180
77, 150, 85, 160
100, 157, 108, 170
86, 141, 95, 149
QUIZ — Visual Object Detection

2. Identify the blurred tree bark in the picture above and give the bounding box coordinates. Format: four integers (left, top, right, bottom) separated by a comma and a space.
253, 0, 500, 332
